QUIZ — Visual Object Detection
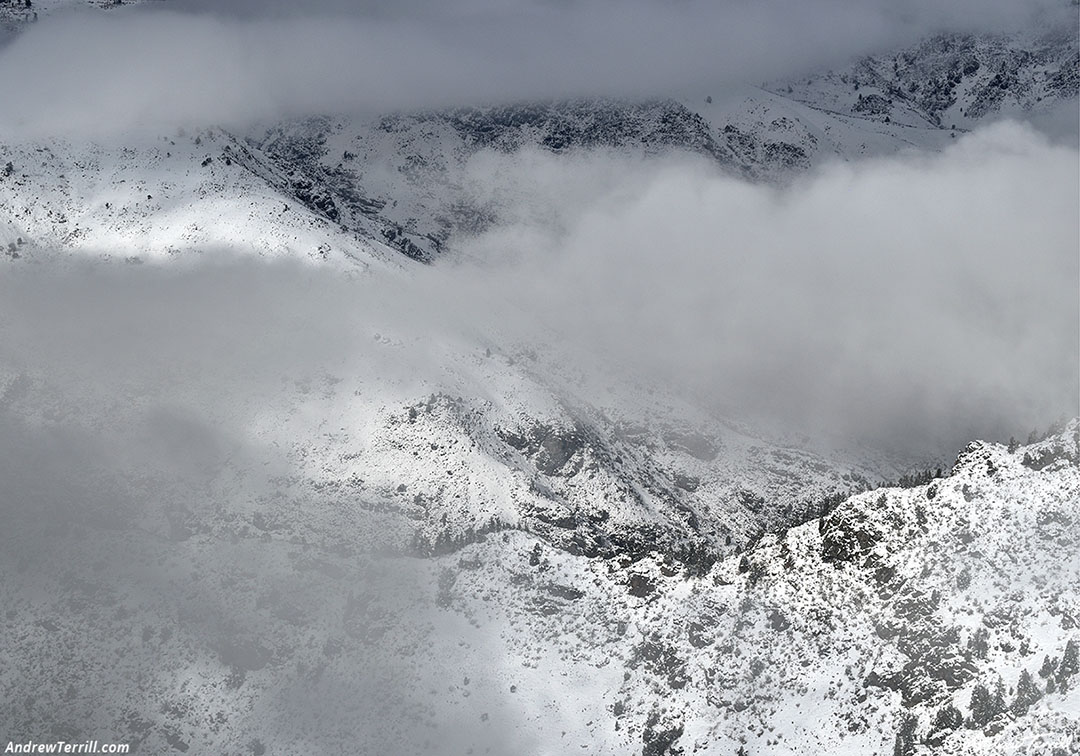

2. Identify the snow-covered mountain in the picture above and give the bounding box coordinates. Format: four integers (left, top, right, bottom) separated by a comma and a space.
234, 11, 1080, 256
3, 399, 1077, 753
0, 3, 1077, 754
711, 21, 1078, 179
5, 4, 1074, 263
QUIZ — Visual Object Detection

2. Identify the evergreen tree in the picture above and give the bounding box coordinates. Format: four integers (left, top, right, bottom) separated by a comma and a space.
969, 681, 1004, 728
1039, 654, 1058, 679
1012, 669, 1041, 715
992, 677, 1006, 717
1056, 639, 1079, 691
932, 703, 964, 732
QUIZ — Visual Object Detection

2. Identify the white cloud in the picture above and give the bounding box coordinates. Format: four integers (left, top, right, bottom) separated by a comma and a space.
449, 121, 1079, 453
0, 123, 1074, 456
0, 0, 1070, 136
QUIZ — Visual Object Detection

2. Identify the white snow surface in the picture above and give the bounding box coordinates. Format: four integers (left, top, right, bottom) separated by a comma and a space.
2, 396, 1077, 753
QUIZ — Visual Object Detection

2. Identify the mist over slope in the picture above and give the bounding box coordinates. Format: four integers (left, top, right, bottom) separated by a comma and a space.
449, 123, 1078, 455
2, 121, 1074, 458
3, 372, 1078, 753
0, 2, 1077, 755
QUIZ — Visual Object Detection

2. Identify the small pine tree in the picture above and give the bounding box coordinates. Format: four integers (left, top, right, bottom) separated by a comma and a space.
1039, 654, 1058, 679
1008, 436, 1019, 453
1012, 669, 1041, 715
933, 703, 964, 731
1056, 639, 1079, 691
969, 681, 1004, 728
992, 677, 1006, 716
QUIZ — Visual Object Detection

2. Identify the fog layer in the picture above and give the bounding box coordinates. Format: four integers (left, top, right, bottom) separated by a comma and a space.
0, 0, 1070, 135
449, 121, 1079, 454
0, 259, 533, 752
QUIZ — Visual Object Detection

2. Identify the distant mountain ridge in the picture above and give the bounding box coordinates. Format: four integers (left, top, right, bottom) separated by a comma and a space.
0, 5, 1075, 262
233, 12, 1080, 260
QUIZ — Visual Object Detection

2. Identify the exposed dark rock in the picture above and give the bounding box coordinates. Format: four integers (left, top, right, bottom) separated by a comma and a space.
821, 499, 885, 563
628, 573, 657, 598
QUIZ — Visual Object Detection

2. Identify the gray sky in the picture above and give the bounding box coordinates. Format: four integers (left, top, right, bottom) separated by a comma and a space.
0, 0, 1072, 135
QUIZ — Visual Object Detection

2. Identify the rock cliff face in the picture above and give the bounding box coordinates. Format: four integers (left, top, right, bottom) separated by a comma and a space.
234, 99, 743, 264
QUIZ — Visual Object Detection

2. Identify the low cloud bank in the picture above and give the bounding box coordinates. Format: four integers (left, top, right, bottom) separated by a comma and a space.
0, 0, 1071, 136
0, 258, 532, 752
449, 121, 1079, 454
0, 124, 1073, 458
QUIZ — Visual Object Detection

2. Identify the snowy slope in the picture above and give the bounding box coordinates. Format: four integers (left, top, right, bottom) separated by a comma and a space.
695, 19, 1078, 182
2, 394, 1076, 753
0, 128, 401, 268
0, 124, 919, 567
2, 8, 1075, 263
775, 25, 1078, 130
219, 13, 1079, 253
1, 0, 156, 33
